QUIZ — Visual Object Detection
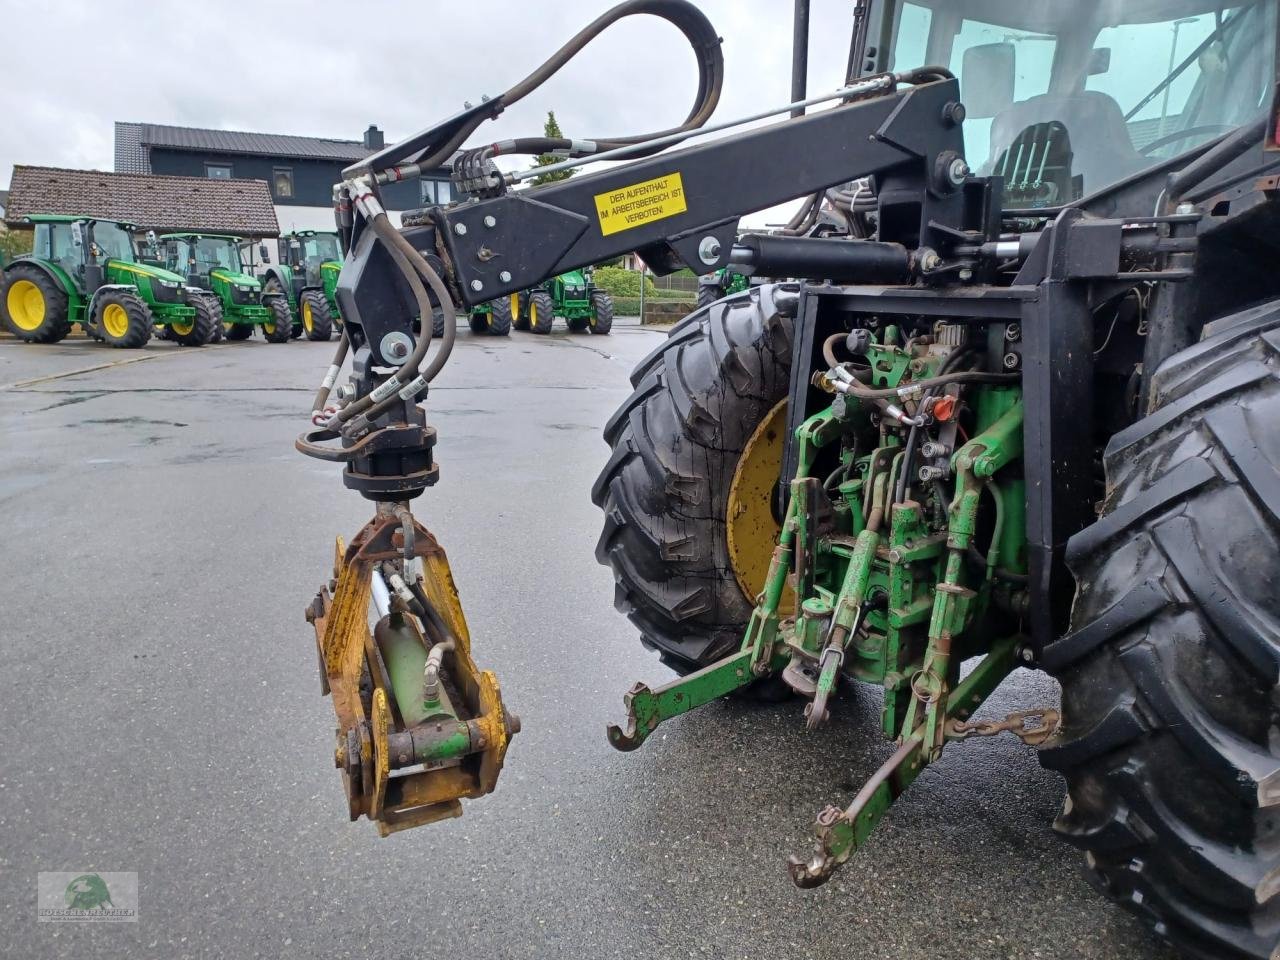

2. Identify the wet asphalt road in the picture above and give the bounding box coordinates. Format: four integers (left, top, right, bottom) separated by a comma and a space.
0, 319, 1176, 960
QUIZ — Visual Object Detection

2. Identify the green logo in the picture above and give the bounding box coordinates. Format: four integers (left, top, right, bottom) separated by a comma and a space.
64, 874, 113, 911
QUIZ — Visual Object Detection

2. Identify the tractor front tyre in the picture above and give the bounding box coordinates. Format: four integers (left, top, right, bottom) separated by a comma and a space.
93, 290, 153, 349
696, 282, 726, 311
589, 291, 614, 335
203, 295, 225, 343
567, 316, 590, 333
528, 291, 555, 334
300, 290, 333, 341
469, 312, 489, 334
512, 292, 530, 331
1039, 300, 1280, 960
487, 295, 513, 336
592, 284, 796, 673
168, 297, 216, 347
1, 265, 72, 343
263, 298, 292, 343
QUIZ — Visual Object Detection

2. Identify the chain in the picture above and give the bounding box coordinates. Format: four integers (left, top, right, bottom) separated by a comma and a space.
945, 708, 1060, 746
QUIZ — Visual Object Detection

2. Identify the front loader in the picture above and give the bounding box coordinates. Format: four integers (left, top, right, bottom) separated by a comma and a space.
297, 2, 1280, 957
0, 216, 204, 347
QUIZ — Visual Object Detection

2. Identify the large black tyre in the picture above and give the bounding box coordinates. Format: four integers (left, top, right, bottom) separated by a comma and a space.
263, 297, 292, 343
591, 284, 795, 672
589, 290, 613, 334
93, 289, 153, 348
205, 296, 225, 343
567, 316, 590, 332
487, 295, 513, 336
300, 290, 333, 341
168, 296, 216, 347
469, 312, 490, 334
513, 292, 531, 331
1, 264, 71, 343
1039, 300, 1280, 960
528, 290, 555, 334
431, 308, 446, 339
696, 282, 725, 312
225, 322, 253, 341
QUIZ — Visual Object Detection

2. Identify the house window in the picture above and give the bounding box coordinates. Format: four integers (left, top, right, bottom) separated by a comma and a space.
419, 178, 453, 205
206, 163, 232, 180
273, 167, 294, 199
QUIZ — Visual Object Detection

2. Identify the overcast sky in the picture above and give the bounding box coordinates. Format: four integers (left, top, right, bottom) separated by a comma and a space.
1, 0, 858, 226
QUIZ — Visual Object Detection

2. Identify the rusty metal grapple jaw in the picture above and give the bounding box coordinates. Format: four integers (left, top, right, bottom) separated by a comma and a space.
306, 504, 518, 834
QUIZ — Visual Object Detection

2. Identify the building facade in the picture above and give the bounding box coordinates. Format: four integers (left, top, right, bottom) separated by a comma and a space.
114, 122, 452, 232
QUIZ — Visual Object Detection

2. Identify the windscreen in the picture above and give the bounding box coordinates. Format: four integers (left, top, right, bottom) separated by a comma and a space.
887, 0, 1276, 203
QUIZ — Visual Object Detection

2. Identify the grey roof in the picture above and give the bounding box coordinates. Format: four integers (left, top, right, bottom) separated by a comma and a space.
138, 122, 372, 162
6, 166, 279, 237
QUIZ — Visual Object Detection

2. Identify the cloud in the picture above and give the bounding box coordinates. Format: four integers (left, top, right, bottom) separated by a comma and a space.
3, 0, 858, 225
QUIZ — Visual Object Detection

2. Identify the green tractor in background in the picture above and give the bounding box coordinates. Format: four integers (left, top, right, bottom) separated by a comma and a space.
159, 234, 285, 343
0, 215, 204, 347
467, 293, 515, 337
696, 265, 750, 310
515, 268, 613, 335
260, 230, 342, 342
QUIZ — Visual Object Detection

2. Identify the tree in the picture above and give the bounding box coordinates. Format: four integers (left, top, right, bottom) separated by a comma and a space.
530, 111, 576, 186
0, 227, 32, 263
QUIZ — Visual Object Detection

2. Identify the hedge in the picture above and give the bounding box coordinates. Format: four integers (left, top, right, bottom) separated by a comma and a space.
593, 265, 657, 299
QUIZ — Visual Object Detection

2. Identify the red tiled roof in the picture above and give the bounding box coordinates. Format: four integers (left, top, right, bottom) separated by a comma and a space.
5, 165, 280, 237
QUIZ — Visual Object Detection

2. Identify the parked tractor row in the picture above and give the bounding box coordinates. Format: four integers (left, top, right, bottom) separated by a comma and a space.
0, 218, 348, 348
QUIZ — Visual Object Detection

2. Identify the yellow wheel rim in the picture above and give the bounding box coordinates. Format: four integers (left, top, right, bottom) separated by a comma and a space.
510, 293, 520, 318
530, 302, 538, 326
302, 301, 313, 332
6, 279, 46, 331
264, 318, 276, 334
170, 318, 194, 336
726, 399, 793, 608
223, 322, 233, 334
102, 303, 130, 339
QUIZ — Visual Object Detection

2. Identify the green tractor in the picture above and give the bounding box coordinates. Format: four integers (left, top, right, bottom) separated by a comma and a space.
0, 215, 204, 347
467, 293, 516, 337
159, 234, 285, 343
515, 268, 613, 334
696, 265, 749, 310
260, 230, 342, 341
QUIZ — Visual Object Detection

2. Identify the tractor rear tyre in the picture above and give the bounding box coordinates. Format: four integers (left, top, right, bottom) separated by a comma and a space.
93, 290, 153, 348
592, 284, 796, 672
168, 296, 216, 347
1039, 300, 1280, 960
512, 292, 531, 331
528, 290, 555, 334
589, 291, 614, 335
225, 322, 253, 341
696, 283, 725, 311
263, 298, 292, 343
1, 265, 72, 343
487, 295, 513, 336
300, 290, 333, 341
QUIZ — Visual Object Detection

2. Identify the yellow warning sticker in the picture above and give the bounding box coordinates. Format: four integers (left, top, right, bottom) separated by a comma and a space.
594, 172, 687, 236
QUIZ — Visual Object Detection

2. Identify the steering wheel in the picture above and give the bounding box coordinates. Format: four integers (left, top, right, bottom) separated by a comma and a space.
1138, 123, 1237, 156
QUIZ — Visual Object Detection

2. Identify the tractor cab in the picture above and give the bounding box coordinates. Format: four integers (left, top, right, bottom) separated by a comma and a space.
879, 0, 1276, 209
280, 230, 343, 290
260, 230, 342, 341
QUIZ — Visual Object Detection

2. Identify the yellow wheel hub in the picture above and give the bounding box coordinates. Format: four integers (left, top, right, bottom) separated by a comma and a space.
726, 399, 793, 606
170, 318, 194, 336
530, 303, 538, 325
264, 318, 276, 335
510, 293, 520, 318
6, 279, 46, 331
102, 302, 130, 339
302, 301, 313, 332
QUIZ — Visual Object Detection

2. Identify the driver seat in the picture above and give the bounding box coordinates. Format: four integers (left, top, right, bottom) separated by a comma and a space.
987, 91, 1147, 198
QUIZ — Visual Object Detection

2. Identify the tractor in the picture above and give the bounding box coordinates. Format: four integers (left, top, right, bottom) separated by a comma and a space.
696, 264, 749, 309
514, 268, 613, 334
0, 215, 204, 347
260, 230, 342, 341
298, 1, 1280, 957
159, 233, 287, 343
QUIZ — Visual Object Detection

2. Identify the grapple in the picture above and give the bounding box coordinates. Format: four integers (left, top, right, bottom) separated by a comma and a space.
305, 504, 518, 834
